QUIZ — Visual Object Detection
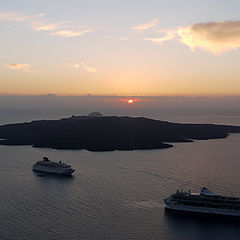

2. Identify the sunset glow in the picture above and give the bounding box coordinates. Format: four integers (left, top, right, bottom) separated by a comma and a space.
0, 1, 240, 96
2, 2, 240, 240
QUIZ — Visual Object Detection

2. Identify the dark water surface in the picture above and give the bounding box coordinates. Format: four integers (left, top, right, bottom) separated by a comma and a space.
1, 134, 240, 240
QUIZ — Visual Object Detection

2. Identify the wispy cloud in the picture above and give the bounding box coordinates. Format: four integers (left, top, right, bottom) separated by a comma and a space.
4, 64, 34, 73
61, 63, 96, 73
0, 12, 44, 22
144, 30, 176, 44
30, 20, 65, 31
119, 37, 129, 41
74, 63, 97, 72
132, 18, 159, 32
51, 29, 93, 38
144, 20, 240, 54
0, 11, 95, 38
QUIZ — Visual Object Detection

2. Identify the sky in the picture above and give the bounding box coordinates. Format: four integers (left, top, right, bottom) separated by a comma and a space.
1, 0, 240, 96
1, 95, 240, 125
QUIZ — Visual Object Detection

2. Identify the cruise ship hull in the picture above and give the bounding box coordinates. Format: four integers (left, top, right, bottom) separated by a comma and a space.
164, 188, 240, 217
33, 164, 75, 176
165, 202, 240, 217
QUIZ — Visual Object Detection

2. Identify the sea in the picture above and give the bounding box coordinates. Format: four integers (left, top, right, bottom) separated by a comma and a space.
1, 112, 240, 240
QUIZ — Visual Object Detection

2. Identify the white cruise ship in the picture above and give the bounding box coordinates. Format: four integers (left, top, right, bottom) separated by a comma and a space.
164, 187, 240, 217
33, 157, 75, 175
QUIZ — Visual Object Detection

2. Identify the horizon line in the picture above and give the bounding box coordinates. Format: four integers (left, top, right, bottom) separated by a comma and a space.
0, 94, 240, 98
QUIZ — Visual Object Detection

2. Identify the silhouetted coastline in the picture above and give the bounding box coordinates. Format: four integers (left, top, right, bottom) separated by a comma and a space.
0, 115, 239, 151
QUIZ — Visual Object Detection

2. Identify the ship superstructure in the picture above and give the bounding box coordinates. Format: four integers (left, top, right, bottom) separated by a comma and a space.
165, 187, 240, 217
33, 157, 75, 175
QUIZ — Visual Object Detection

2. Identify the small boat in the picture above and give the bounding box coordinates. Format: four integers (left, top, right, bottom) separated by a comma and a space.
164, 187, 240, 217
33, 157, 75, 176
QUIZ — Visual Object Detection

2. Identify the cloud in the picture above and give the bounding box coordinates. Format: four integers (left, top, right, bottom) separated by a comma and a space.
74, 63, 97, 73
144, 30, 176, 44
178, 21, 240, 54
30, 20, 64, 31
132, 18, 159, 32
51, 29, 93, 38
61, 63, 96, 73
0, 12, 44, 22
144, 20, 240, 54
0, 11, 94, 39
4, 64, 34, 73
119, 37, 129, 41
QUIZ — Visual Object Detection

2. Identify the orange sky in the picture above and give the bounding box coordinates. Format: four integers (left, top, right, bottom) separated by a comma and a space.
1, 1, 240, 96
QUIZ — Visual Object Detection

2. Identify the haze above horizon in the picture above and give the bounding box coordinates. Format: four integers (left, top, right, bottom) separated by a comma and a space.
1, 0, 240, 96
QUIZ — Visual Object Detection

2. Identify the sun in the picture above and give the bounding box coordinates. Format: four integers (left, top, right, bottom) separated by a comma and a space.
128, 99, 134, 104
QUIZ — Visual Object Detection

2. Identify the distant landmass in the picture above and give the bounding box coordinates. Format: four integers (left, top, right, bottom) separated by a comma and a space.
0, 114, 240, 151
87, 112, 103, 117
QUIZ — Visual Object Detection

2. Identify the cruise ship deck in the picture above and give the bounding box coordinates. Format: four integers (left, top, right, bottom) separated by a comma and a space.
165, 188, 240, 216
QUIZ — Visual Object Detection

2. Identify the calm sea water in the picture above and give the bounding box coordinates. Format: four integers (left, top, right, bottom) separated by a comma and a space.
1, 113, 240, 240
1, 132, 240, 240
